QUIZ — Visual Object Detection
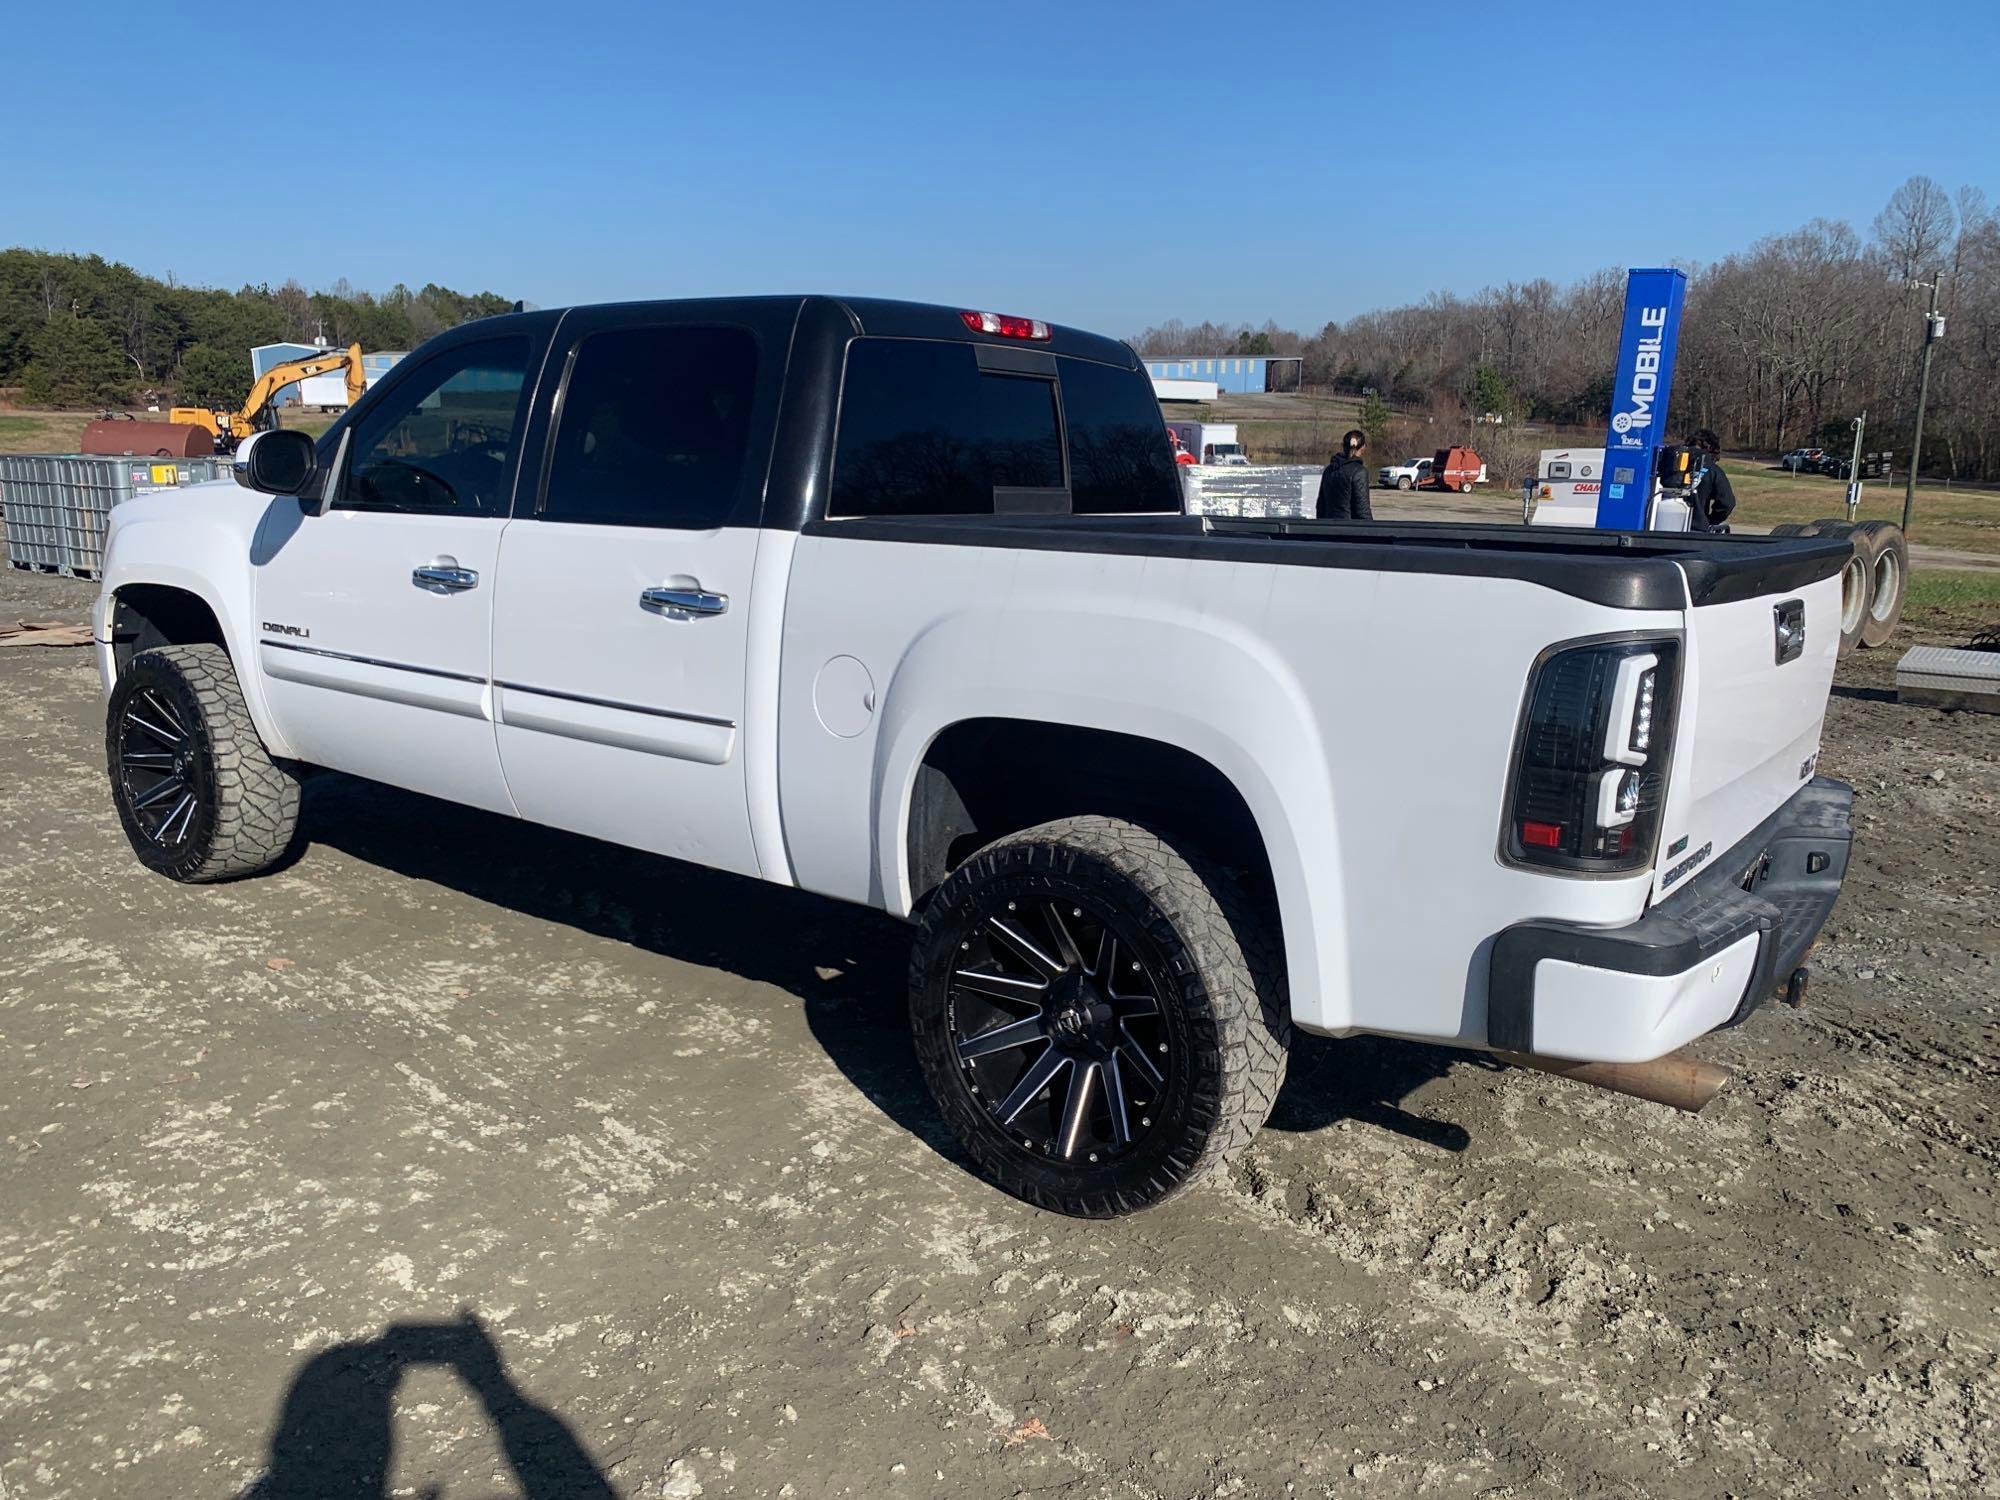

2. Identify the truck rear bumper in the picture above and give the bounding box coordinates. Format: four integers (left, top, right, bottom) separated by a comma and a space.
1487, 777, 1853, 1062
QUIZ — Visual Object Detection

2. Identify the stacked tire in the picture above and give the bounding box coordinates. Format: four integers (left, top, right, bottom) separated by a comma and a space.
1767, 520, 1908, 655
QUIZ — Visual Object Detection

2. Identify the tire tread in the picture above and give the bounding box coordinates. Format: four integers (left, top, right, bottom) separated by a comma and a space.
911, 815, 1289, 1216
111, 643, 299, 882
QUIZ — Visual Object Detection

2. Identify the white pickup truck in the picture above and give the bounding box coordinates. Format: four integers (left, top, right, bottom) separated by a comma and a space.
1378, 455, 1434, 490
94, 296, 1855, 1217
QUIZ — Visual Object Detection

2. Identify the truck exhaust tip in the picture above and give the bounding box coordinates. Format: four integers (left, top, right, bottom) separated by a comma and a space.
1497, 1049, 1732, 1114
1782, 966, 1810, 1008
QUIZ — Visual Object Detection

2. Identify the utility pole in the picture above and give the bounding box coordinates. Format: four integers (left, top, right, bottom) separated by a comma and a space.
1845, 410, 1866, 521
1902, 278, 1945, 535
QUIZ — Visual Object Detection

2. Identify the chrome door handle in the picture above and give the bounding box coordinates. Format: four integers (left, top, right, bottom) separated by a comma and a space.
640, 586, 728, 616
413, 564, 479, 593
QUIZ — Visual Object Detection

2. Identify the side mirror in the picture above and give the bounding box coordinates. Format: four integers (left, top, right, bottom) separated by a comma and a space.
232, 429, 318, 497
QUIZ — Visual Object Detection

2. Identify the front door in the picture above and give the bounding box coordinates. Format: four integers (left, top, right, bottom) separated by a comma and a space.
490, 317, 772, 877
252, 334, 535, 814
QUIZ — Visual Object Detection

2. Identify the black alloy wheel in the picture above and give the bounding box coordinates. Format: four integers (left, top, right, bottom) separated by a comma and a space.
911, 816, 1289, 1217
115, 681, 206, 853
106, 643, 299, 882
948, 895, 1173, 1165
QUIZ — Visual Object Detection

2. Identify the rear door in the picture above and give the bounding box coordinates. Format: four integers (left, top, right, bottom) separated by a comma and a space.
488, 309, 783, 878
251, 334, 535, 814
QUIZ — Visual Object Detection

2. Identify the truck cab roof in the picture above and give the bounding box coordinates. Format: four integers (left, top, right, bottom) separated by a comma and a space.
457, 295, 1139, 370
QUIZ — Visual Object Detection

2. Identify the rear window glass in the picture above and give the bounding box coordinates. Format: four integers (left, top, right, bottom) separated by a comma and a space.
540, 324, 758, 530
1058, 356, 1182, 513
831, 340, 1063, 517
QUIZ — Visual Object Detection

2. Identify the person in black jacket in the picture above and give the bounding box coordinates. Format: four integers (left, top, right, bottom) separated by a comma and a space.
1685, 428, 1737, 532
1316, 429, 1373, 520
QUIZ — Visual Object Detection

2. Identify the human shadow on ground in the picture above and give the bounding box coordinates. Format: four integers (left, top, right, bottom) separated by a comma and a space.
301, 775, 1477, 1170
237, 1310, 614, 1500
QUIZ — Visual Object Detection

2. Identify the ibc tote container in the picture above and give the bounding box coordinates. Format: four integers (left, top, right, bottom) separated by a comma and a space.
2, 453, 222, 579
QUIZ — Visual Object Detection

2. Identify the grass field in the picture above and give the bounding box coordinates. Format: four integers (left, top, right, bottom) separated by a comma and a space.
0, 407, 335, 456
1908, 569, 2000, 607
1901, 569, 2000, 640
1723, 463, 1997, 557
0, 411, 92, 453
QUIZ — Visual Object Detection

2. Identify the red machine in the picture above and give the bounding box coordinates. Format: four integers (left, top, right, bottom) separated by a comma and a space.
1429, 446, 1485, 493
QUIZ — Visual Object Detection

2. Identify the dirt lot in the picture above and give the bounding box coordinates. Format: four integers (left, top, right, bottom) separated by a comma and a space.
1, 558, 1995, 1499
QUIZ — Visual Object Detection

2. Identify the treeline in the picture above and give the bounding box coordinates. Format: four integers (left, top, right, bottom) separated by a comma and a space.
1132, 176, 2000, 483
0, 248, 513, 409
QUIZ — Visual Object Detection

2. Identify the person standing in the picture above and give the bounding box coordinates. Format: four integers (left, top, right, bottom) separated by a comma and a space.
1316, 429, 1374, 521
1685, 428, 1737, 532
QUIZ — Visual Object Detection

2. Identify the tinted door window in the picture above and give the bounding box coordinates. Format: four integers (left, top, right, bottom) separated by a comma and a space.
831, 339, 1063, 517
1058, 356, 1182, 514
339, 338, 530, 515
540, 325, 759, 529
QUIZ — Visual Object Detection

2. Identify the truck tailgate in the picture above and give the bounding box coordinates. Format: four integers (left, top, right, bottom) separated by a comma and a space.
1656, 570, 1842, 899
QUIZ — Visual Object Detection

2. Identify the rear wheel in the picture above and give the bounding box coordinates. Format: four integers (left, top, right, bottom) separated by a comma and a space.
910, 816, 1289, 1217
107, 643, 300, 882
1458, 479, 1473, 493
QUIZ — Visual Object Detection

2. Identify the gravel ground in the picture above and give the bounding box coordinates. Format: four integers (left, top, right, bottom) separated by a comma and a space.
1, 562, 1995, 1500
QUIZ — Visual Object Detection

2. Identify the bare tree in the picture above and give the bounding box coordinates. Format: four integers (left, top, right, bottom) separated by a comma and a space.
1872, 175, 1957, 282
1124, 174, 2000, 479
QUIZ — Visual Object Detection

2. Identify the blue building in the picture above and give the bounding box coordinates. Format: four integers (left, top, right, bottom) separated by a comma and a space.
1144, 355, 1302, 395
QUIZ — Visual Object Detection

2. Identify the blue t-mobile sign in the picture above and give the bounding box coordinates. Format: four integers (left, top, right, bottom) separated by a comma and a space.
1597, 267, 1689, 529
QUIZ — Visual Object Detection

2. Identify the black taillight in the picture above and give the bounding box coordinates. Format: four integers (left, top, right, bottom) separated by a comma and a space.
1503, 637, 1680, 874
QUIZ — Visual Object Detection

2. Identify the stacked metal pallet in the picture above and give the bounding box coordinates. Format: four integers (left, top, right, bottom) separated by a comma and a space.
1180, 464, 1320, 519
1, 454, 222, 579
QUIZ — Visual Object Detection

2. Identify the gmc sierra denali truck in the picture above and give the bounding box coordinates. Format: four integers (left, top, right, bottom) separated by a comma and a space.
93, 296, 1855, 1217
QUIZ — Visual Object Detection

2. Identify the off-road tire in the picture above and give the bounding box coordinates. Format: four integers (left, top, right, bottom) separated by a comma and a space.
910, 816, 1290, 1217
107, 643, 299, 882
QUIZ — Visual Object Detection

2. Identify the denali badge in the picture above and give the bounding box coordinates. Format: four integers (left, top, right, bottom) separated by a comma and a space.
1773, 599, 1805, 665
1662, 839, 1713, 889
262, 621, 310, 639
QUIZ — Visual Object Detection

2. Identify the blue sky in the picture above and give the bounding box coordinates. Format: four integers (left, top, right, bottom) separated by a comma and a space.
10, 0, 1997, 336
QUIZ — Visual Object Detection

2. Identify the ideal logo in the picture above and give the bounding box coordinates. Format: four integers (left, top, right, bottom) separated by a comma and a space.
1609, 305, 1669, 442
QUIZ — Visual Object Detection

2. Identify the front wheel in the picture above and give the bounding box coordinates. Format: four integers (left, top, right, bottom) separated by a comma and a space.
909, 817, 1289, 1217
1397, 476, 1413, 490
107, 643, 300, 882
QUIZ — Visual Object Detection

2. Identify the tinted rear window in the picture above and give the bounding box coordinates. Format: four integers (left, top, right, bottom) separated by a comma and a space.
1059, 356, 1181, 513
831, 340, 1063, 517
540, 324, 758, 530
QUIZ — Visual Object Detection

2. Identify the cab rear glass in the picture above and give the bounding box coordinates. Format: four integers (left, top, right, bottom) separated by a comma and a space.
829, 338, 1180, 518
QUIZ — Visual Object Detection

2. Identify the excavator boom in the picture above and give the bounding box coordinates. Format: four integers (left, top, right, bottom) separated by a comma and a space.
171, 342, 367, 449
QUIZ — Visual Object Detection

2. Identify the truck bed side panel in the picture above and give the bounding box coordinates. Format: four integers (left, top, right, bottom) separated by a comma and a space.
776, 530, 1681, 1044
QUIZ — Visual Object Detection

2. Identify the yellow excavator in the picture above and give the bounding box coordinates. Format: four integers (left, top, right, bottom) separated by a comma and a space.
170, 343, 366, 451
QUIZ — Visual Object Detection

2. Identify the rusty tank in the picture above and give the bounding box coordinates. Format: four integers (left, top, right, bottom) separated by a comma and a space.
80, 420, 216, 458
